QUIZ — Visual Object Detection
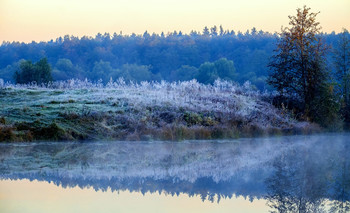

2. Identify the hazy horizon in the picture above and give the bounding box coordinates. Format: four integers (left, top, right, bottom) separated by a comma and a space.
1, 0, 349, 43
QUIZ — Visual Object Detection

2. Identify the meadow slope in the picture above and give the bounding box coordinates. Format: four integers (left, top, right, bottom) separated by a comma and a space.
0, 79, 318, 142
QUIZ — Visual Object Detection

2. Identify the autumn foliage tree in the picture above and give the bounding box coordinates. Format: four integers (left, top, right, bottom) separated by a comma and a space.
268, 6, 340, 126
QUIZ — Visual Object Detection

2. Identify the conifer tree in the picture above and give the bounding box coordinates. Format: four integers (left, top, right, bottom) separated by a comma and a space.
334, 29, 350, 125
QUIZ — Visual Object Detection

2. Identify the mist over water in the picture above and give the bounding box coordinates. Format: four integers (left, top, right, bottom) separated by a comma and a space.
0, 133, 349, 212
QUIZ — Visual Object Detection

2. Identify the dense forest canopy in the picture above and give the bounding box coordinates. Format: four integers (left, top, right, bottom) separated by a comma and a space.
0, 27, 347, 90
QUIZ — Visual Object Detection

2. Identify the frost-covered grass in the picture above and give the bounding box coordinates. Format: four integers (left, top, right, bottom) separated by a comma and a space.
0, 79, 318, 142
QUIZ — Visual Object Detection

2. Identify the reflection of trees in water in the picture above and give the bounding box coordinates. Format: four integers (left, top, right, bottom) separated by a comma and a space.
0, 141, 269, 203
0, 135, 349, 210
329, 142, 350, 213
265, 142, 350, 213
265, 158, 296, 212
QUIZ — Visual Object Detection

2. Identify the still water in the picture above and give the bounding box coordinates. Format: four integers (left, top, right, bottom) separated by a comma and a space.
0, 134, 349, 213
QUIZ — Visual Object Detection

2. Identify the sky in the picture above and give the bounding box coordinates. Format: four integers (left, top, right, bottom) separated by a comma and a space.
0, 0, 349, 43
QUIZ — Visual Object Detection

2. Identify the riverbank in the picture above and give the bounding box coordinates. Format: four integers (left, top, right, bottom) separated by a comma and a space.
0, 79, 319, 142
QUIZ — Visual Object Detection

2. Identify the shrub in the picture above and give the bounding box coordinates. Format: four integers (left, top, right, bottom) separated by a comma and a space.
0, 126, 15, 142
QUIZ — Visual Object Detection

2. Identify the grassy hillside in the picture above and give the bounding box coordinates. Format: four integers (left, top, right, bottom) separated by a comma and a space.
0, 79, 319, 142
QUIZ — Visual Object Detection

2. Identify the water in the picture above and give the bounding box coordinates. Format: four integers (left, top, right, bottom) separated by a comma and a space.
0, 134, 349, 213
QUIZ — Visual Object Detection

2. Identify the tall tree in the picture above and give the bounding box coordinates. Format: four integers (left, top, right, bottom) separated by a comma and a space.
334, 29, 350, 124
210, 25, 218, 36
268, 6, 329, 120
34, 58, 53, 84
14, 58, 53, 84
203, 26, 210, 36
197, 58, 236, 84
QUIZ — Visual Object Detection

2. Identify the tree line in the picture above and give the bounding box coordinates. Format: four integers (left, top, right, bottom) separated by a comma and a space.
0, 25, 346, 90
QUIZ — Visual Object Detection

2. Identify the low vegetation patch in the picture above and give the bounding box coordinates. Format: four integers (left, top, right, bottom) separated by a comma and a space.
0, 79, 319, 142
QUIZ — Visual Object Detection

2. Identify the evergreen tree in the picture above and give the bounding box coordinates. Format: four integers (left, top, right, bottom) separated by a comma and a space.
210, 25, 218, 36
203, 26, 210, 36
334, 29, 350, 125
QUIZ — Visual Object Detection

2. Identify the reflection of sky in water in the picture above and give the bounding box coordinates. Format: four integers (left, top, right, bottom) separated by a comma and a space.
0, 133, 349, 212
0, 179, 268, 213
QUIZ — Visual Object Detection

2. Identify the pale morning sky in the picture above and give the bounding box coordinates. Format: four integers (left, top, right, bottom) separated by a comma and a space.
0, 0, 349, 43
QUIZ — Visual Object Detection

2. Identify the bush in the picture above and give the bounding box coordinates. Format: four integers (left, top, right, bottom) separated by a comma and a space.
0, 126, 15, 142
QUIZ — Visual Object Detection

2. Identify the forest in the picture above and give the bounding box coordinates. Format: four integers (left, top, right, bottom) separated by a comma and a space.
0, 26, 347, 91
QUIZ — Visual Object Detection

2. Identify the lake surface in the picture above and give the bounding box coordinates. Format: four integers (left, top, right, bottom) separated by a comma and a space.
0, 134, 349, 213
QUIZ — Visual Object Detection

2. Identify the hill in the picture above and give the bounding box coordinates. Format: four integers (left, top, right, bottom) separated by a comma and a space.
0, 79, 318, 142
